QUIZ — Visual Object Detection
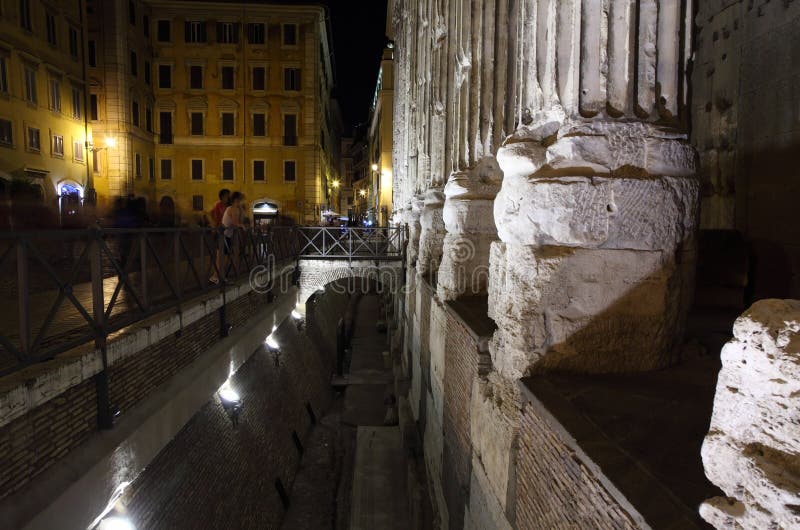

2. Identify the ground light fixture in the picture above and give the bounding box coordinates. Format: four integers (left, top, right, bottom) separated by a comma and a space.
218, 380, 243, 427
97, 516, 136, 530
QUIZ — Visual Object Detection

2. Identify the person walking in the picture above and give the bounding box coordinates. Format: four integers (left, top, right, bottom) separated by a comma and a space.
209, 189, 231, 284
219, 192, 245, 280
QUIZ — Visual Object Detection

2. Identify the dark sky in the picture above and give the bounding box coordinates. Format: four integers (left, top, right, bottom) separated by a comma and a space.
327, 0, 389, 134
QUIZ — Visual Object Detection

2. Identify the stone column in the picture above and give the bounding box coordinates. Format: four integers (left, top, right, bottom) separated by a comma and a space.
417, 189, 446, 278
404, 197, 424, 267
489, 0, 699, 379
437, 159, 502, 301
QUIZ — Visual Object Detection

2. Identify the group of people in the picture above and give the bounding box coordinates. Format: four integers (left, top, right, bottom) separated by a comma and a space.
209, 188, 247, 284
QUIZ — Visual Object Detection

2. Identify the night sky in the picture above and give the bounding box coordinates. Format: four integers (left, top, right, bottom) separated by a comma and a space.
326, 0, 389, 134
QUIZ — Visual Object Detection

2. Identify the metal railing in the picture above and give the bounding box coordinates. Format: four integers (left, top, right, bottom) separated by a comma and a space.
0, 226, 299, 378
290, 226, 406, 260
0, 225, 404, 380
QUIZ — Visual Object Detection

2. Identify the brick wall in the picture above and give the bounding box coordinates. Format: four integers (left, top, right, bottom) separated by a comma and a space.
0, 379, 97, 500
0, 288, 276, 502
441, 312, 479, 530
416, 281, 432, 437
514, 399, 639, 530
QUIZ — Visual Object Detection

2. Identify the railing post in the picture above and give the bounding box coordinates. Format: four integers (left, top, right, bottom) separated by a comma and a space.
140, 234, 148, 310
91, 229, 113, 430
173, 231, 182, 306
17, 239, 30, 361
218, 228, 230, 337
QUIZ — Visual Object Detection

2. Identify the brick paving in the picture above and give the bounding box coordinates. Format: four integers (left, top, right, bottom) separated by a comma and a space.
120, 315, 334, 530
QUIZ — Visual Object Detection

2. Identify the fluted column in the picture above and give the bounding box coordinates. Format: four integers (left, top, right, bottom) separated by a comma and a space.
490, 0, 699, 379
417, 189, 446, 278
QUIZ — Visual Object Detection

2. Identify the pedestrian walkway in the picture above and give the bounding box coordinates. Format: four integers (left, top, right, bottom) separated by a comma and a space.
350, 427, 409, 530
342, 293, 410, 530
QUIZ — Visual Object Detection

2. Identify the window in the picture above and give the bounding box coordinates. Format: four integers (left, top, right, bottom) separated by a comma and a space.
252, 66, 265, 91
73, 140, 84, 162
144, 61, 151, 85
27, 127, 41, 151
49, 79, 61, 111
149, 157, 155, 181
24, 66, 37, 104
216, 22, 239, 44
158, 64, 171, 88
221, 160, 234, 181
221, 113, 234, 135
284, 160, 296, 182
71, 87, 82, 119
132, 100, 139, 127
52, 134, 63, 157
284, 68, 301, 91
90, 95, 98, 120
128, 1, 136, 25
130, 51, 137, 76
192, 195, 203, 211
69, 27, 79, 59
160, 159, 172, 179
135, 153, 142, 177
191, 159, 203, 180
184, 21, 207, 43
253, 160, 265, 182
92, 149, 99, 173
143, 15, 149, 37
190, 112, 203, 135
0, 119, 12, 146
20, 0, 32, 31
221, 66, 234, 89
252, 113, 266, 136
282, 24, 297, 46
157, 20, 170, 42
88, 41, 97, 67
283, 114, 297, 145
0, 57, 7, 93
46, 12, 57, 46
247, 23, 265, 45
145, 106, 152, 132
159, 111, 172, 143
189, 65, 203, 89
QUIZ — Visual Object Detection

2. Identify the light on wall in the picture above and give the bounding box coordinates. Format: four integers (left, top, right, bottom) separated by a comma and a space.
371, 163, 378, 171
97, 517, 136, 530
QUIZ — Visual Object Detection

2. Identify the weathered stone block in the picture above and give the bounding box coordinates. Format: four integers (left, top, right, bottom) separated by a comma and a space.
701, 299, 800, 530
489, 242, 692, 378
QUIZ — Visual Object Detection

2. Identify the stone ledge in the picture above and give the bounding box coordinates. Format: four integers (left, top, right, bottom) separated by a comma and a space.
519, 376, 709, 529
0, 264, 295, 430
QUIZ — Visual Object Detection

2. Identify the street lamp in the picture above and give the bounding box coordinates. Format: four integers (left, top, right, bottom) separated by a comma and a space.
371, 163, 378, 172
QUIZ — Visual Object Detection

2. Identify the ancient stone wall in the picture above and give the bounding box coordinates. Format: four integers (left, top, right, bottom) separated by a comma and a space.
693, 0, 800, 298
393, 0, 702, 527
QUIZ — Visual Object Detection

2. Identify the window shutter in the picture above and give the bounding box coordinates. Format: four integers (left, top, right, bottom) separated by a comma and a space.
184, 21, 191, 42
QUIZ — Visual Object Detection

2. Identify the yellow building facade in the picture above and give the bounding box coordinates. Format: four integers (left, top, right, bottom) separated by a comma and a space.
1, 0, 339, 226
0, 0, 92, 219
362, 45, 394, 226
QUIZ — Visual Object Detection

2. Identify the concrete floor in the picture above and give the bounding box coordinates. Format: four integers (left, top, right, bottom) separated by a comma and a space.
525, 354, 725, 529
